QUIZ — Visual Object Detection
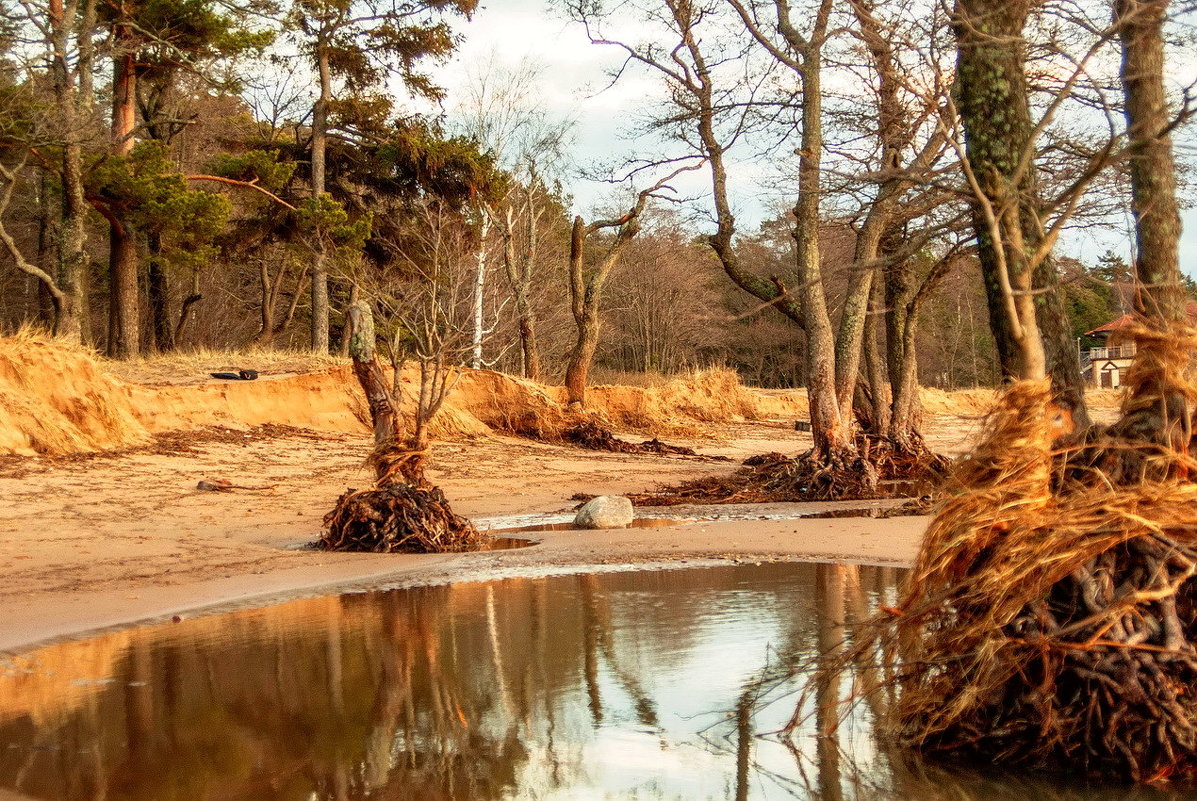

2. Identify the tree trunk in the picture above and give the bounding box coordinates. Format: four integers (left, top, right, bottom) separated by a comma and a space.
501, 202, 542, 381
471, 212, 490, 369
565, 319, 599, 408
311, 250, 329, 353
309, 45, 332, 353
1110, 0, 1187, 457
565, 216, 594, 406
108, 34, 139, 358
147, 233, 174, 352
47, 0, 86, 344
1117, 0, 1183, 323
789, 12, 846, 458
108, 223, 139, 357
346, 300, 399, 451
862, 269, 892, 436
952, 0, 1047, 383
519, 315, 541, 381
564, 191, 650, 406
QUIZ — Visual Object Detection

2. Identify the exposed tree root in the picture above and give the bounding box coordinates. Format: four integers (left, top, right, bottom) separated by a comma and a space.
318, 480, 484, 553
562, 420, 731, 460
631, 434, 950, 505
834, 327, 1197, 783
318, 446, 484, 553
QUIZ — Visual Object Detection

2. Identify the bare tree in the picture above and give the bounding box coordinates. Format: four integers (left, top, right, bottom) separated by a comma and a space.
455, 55, 574, 373
564, 167, 699, 406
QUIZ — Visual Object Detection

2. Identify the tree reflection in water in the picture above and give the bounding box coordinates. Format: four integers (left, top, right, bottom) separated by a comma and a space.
0, 564, 1177, 800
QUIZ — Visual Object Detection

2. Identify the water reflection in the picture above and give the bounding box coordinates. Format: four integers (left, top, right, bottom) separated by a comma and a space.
0, 564, 1194, 800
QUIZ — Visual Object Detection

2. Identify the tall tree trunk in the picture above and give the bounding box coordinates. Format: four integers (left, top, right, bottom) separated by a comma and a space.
788, 3, 846, 458
500, 199, 542, 381
1117, 0, 1183, 323
952, 0, 1048, 383
471, 212, 490, 368
147, 233, 174, 352
108, 33, 139, 358
563, 182, 654, 405
309, 46, 332, 353
47, 0, 86, 343
1111, 0, 1188, 459
565, 217, 596, 406
36, 170, 60, 329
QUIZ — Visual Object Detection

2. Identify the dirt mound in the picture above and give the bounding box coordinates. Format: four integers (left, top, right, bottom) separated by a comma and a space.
586, 368, 760, 431
442, 369, 568, 438
0, 332, 149, 455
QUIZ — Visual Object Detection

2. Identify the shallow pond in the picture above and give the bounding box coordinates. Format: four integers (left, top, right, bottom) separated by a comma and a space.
0, 563, 1190, 800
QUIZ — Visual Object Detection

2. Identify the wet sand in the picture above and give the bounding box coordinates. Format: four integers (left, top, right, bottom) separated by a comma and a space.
0, 415, 983, 653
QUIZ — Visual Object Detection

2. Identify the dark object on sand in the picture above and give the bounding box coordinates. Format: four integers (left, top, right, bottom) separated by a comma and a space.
210, 369, 259, 381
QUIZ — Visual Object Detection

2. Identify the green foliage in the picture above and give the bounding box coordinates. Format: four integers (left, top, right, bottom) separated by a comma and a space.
91, 142, 230, 271
375, 119, 505, 207
208, 149, 296, 192
103, 0, 272, 65
1060, 254, 1125, 346
295, 194, 371, 264
289, 0, 475, 104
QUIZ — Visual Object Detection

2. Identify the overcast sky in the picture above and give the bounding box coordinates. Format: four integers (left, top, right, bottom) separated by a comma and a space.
426, 0, 1197, 274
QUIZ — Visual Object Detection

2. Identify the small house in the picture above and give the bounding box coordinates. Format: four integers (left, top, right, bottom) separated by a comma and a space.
1081, 303, 1197, 388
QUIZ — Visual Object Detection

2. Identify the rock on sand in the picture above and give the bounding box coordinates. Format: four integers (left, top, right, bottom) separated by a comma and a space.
574, 496, 634, 529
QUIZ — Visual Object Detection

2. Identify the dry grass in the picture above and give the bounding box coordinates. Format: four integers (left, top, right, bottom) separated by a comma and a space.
0, 327, 148, 455
587, 367, 761, 433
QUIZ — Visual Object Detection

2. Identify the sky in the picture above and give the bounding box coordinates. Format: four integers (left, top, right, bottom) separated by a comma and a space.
424, 0, 1197, 275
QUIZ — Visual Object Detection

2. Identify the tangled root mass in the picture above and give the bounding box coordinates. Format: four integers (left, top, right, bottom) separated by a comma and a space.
850, 325, 1197, 783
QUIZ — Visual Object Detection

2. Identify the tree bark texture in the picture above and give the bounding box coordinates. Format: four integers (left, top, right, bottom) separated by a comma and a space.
1117, 0, 1184, 323
786, 1, 846, 458
346, 300, 399, 450
108, 31, 139, 358
47, 0, 86, 343
565, 217, 596, 406
309, 45, 332, 352
952, 0, 1052, 384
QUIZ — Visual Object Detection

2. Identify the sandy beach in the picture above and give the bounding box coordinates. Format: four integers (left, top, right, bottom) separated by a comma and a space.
0, 409, 992, 653
1, 336, 1122, 655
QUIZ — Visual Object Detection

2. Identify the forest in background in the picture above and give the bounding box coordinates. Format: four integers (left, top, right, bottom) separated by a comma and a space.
0, 0, 1191, 396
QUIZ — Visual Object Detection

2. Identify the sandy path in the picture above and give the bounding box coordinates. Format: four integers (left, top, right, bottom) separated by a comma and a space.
0, 412, 992, 653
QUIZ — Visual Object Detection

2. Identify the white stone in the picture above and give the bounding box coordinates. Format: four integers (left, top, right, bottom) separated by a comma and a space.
574, 495, 634, 529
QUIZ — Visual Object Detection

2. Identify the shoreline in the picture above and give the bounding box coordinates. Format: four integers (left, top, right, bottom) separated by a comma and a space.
0, 511, 929, 654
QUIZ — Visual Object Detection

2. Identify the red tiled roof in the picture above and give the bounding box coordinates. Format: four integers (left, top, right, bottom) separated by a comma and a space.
1084, 303, 1197, 336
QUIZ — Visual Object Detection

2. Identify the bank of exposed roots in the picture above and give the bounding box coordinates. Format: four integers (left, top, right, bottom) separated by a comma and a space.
847, 326, 1197, 783
318, 446, 484, 553
562, 420, 724, 458
632, 434, 949, 505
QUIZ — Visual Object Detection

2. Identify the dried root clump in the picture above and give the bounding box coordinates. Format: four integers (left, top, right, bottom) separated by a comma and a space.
562, 420, 730, 460
319, 481, 484, 553
318, 446, 484, 553
858, 326, 1197, 783
633, 434, 949, 505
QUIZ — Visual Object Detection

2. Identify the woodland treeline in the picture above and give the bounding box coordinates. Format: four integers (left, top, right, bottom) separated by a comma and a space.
0, 0, 1189, 400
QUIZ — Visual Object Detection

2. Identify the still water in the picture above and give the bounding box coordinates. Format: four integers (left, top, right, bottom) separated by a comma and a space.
0, 563, 1190, 800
